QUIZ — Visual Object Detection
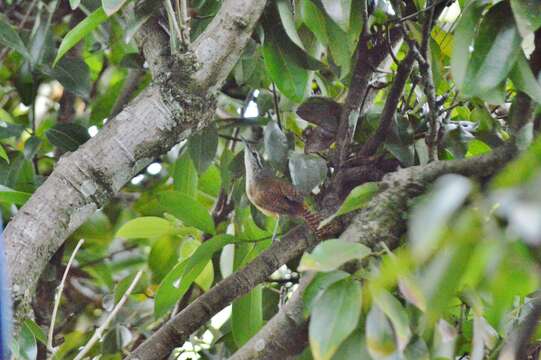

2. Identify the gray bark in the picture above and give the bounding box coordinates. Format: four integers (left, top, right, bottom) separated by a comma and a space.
5, 0, 267, 321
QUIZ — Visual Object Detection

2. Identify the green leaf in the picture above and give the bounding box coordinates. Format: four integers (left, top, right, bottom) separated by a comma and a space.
462, 3, 522, 97
288, 152, 327, 194
0, 185, 32, 205
23, 320, 47, 345
466, 139, 491, 157
232, 285, 263, 347
159, 191, 216, 234
264, 121, 289, 170
0, 15, 31, 60
309, 278, 361, 360
300, 0, 329, 45
299, 239, 371, 272
44, 57, 91, 98
188, 125, 218, 174
371, 288, 412, 351
303, 271, 349, 316
321, 0, 351, 32
45, 123, 90, 152
332, 332, 371, 360
491, 135, 541, 188
0, 144, 8, 163
149, 235, 180, 281
154, 234, 236, 317
54, 8, 109, 66
102, 0, 129, 16
173, 150, 198, 198
450, 1, 485, 89
14, 322, 37, 360
510, 51, 541, 103
409, 175, 472, 261
70, 0, 81, 9
23, 136, 41, 160
510, 0, 541, 36
262, 31, 309, 102
326, 12, 354, 78
365, 306, 398, 358
277, 0, 304, 49
319, 182, 378, 227
116, 217, 172, 239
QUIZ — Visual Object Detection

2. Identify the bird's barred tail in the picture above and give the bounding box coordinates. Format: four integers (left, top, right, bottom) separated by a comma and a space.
302, 205, 340, 239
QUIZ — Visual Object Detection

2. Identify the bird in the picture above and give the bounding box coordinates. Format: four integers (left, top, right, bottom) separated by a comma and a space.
241, 137, 333, 240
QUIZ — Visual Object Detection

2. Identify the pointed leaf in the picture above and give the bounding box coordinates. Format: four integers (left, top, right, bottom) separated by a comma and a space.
232, 285, 263, 347
371, 288, 412, 351
510, 51, 541, 103
173, 151, 198, 197
309, 278, 361, 360
0, 16, 31, 60
320, 182, 378, 227
321, 0, 351, 32
45, 123, 90, 151
188, 125, 218, 174
54, 8, 108, 66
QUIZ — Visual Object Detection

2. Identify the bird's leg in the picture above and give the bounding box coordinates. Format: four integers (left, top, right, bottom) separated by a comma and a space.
272, 216, 280, 242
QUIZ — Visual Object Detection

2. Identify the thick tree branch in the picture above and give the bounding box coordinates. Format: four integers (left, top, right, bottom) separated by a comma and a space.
5, 0, 267, 323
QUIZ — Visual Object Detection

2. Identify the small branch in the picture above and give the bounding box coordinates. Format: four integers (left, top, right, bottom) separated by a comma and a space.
47, 239, 84, 353
271, 83, 282, 129
73, 269, 143, 360
335, 0, 371, 169
360, 51, 415, 157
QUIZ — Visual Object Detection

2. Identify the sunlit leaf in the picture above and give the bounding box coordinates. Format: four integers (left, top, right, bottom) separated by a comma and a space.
510, 0, 541, 37
154, 235, 235, 318
319, 182, 378, 227
54, 8, 108, 66
159, 191, 216, 234
0, 185, 31, 205
116, 217, 172, 239
299, 239, 371, 272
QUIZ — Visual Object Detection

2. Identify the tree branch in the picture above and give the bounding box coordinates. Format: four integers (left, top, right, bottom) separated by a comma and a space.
229, 274, 314, 360
127, 226, 317, 359
359, 50, 415, 157
5, 0, 267, 323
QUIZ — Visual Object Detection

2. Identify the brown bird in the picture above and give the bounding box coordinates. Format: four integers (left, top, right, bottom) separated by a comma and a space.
242, 138, 329, 240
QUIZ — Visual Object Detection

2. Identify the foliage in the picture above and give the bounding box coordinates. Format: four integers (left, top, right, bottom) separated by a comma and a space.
1, 0, 541, 359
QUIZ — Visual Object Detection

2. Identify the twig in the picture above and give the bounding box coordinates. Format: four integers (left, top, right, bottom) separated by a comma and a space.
360, 51, 415, 157
73, 269, 143, 360
47, 239, 85, 353
271, 83, 282, 129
